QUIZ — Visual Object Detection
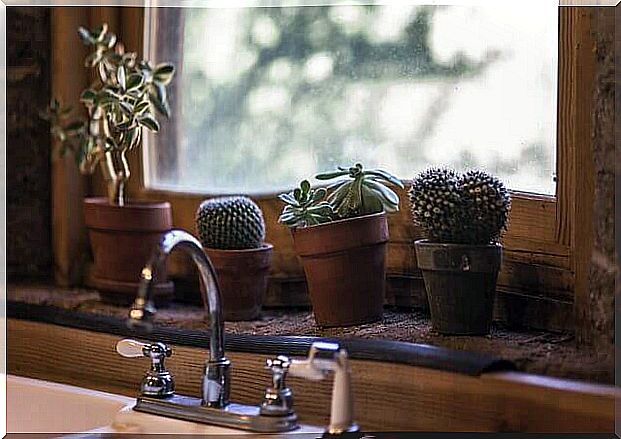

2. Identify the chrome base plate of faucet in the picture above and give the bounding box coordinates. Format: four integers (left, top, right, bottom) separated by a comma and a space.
134, 394, 299, 433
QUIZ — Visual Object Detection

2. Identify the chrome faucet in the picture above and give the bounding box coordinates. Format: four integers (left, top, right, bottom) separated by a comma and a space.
128, 229, 230, 408
119, 229, 357, 434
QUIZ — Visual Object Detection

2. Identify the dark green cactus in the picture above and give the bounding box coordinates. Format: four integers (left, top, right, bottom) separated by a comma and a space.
196, 196, 266, 250
459, 170, 511, 244
408, 168, 511, 245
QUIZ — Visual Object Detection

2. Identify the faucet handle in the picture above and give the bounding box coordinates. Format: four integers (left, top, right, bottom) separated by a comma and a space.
116, 338, 149, 358
116, 339, 175, 398
260, 355, 295, 417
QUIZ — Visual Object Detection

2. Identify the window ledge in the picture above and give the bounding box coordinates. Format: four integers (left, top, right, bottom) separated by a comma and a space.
7, 281, 612, 385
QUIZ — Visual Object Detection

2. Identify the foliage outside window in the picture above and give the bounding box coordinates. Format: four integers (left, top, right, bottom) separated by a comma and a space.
144, 4, 558, 196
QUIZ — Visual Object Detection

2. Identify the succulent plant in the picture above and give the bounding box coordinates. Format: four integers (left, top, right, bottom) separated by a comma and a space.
41, 23, 175, 206
315, 163, 404, 219
408, 168, 511, 245
196, 196, 266, 250
278, 180, 334, 228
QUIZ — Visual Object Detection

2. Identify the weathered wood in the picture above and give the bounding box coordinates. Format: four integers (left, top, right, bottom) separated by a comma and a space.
50, 7, 91, 286
7, 320, 617, 432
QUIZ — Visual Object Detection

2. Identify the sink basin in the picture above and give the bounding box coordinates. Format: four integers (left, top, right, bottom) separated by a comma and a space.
7, 375, 323, 436
7, 374, 134, 433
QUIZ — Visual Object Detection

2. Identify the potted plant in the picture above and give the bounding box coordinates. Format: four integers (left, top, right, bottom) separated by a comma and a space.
196, 196, 272, 321
278, 164, 404, 327
41, 24, 176, 304
408, 168, 511, 335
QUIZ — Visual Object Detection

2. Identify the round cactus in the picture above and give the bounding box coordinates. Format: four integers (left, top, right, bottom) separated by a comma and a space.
459, 170, 511, 245
408, 168, 511, 245
196, 196, 266, 250
408, 168, 462, 242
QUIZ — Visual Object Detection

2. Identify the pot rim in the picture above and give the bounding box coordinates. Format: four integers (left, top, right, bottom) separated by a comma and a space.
291, 210, 387, 235
414, 238, 502, 250
84, 196, 171, 210
203, 243, 274, 254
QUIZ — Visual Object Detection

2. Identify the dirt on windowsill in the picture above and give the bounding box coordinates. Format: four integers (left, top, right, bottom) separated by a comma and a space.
7, 282, 614, 385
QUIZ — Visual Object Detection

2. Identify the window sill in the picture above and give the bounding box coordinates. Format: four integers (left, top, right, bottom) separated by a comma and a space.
8, 281, 612, 385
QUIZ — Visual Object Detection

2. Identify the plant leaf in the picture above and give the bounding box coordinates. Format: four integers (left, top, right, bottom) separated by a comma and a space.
80, 89, 97, 104
362, 178, 400, 206
77, 27, 95, 45
117, 65, 126, 90
364, 169, 404, 189
153, 63, 175, 85
138, 115, 160, 132
126, 73, 144, 91
149, 82, 170, 118
315, 170, 349, 180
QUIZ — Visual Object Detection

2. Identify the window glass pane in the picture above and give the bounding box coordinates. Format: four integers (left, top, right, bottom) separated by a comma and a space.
145, 3, 558, 195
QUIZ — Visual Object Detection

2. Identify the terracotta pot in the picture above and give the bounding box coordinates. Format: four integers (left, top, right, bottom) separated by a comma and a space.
203, 244, 273, 321
83, 197, 173, 305
291, 212, 388, 327
414, 239, 502, 335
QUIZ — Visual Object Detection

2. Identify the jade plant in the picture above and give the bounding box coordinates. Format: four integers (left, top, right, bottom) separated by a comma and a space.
278, 163, 403, 228
40, 23, 175, 206
408, 168, 511, 244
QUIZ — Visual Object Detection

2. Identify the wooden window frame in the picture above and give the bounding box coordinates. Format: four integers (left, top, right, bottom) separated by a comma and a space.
89, 6, 596, 333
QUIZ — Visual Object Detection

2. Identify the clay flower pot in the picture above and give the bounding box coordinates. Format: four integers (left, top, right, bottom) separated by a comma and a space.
83, 197, 173, 305
414, 239, 502, 335
203, 244, 273, 321
291, 211, 389, 327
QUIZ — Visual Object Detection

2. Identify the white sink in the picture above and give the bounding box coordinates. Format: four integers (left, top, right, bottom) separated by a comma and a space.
7, 374, 133, 433
7, 375, 323, 436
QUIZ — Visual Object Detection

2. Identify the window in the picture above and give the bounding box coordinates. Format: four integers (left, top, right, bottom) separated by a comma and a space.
144, 3, 558, 196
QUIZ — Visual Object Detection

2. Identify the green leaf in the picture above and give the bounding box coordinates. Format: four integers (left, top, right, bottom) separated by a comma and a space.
300, 180, 311, 195
126, 73, 144, 91
362, 179, 399, 206
118, 101, 134, 115
134, 100, 150, 115
117, 65, 126, 90
315, 170, 349, 180
80, 89, 97, 104
153, 63, 175, 85
311, 187, 327, 203
138, 115, 160, 132
278, 193, 297, 206
92, 23, 108, 42
364, 169, 404, 189
149, 82, 170, 118
77, 27, 95, 45
104, 32, 117, 49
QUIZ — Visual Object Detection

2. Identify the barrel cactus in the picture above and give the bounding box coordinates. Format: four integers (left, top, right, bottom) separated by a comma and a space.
196, 196, 266, 250
408, 168, 511, 245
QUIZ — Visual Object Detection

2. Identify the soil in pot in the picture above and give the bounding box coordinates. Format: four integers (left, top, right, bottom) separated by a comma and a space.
291, 211, 388, 327
203, 244, 273, 321
415, 239, 501, 335
83, 197, 174, 305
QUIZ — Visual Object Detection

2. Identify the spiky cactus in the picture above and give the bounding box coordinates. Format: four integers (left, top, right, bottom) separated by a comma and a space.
408, 168, 462, 242
408, 168, 511, 245
196, 196, 266, 250
459, 170, 511, 244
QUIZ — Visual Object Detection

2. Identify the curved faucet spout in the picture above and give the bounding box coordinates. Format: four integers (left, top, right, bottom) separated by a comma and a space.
128, 229, 230, 407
